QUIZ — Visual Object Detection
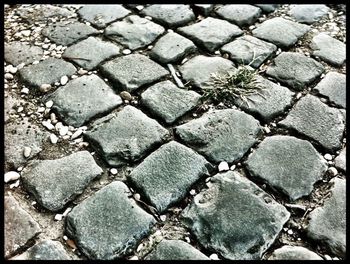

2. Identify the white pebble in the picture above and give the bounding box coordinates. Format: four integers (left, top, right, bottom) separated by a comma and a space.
287, 229, 293, 235
230, 165, 236, 171
296, 92, 302, 99
78, 68, 87, 75
190, 189, 196, 195
55, 122, 63, 131
184, 236, 190, 243
5, 171, 21, 183
21, 87, 29, 94
263, 126, 271, 133
129, 256, 138, 260
59, 126, 69, 136
5, 65, 18, 74
39, 83, 52, 93
32, 60, 39, 65
45, 100, 54, 108
21, 30, 31, 37
324, 153, 332, 161
110, 168, 118, 175
42, 120, 55, 130
71, 129, 83, 140
17, 63, 25, 70
209, 253, 220, 260
327, 167, 338, 176
324, 254, 332, 260
136, 5, 144, 10
17, 167, 23, 172
62, 207, 72, 216
37, 107, 46, 113
218, 161, 229, 172
17, 106, 24, 113
50, 133, 59, 144
23, 146, 32, 158
63, 235, 68, 241
5, 73, 13, 80
160, 215, 166, 221
134, 193, 141, 201
54, 214, 63, 221
122, 49, 131, 55
10, 180, 20, 189
60, 75, 69, 85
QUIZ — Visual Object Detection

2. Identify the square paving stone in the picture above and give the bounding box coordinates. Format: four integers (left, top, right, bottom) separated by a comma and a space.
149, 32, 197, 64
175, 109, 262, 163
289, 5, 330, 24
252, 17, 310, 48
279, 94, 345, 152
104, 15, 165, 50
66, 181, 156, 259
141, 4, 195, 27
334, 147, 346, 172
177, 17, 243, 52
314, 72, 346, 108
16, 5, 76, 23
85, 105, 170, 167
266, 52, 324, 90
129, 141, 210, 213
215, 4, 262, 27
41, 21, 99, 46
145, 240, 209, 260
47, 74, 123, 127
233, 77, 294, 123
5, 194, 41, 258
21, 151, 103, 212
310, 33, 346, 66
245, 135, 327, 200
179, 55, 235, 89
62, 37, 120, 70
5, 42, 44, 66
19, 57, 76, 88
140, 80, 201, 124
77, 4, 131, 28
221, 35, 277, 68
268, 246, 323, 260
99, 54, 169, 92
181, 171, 290, 260
18, 240, 72, 260
306, 177, 345, 258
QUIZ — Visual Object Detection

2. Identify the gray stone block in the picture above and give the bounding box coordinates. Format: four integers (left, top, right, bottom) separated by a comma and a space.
289, 5, 330, 24
268, 245, 323, 260
16, 5, 75, 23
215, 4, 262, 27
24, 240, 72, 260
5, 42, 44, 66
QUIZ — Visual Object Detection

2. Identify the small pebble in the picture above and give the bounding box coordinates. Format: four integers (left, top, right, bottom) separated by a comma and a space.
17, 106, 24, 113
37, 107, 46, 113
21, 30, 31, 37
10, 180, 20, 189
39, 83, 52, 93
324, 255, 332, 260
296, 93, 302, 99
120, 91, 132, 101
63, 235, 68, 241
42, 120, 55, 130
32, 201, 37, 206
59, 126, 69, 136
327, 167, 338, 176
21, 87, 29, 94
17, 167, 23, 172
54, 214, 63, 221
263, 126, 271, 133
287, 229, 293, 235
110, 168, 118, 175
184, 237, 190, 243
32, 60, 39, 65
23, 146, 31, 158
71, 74, 78, 79
190, 189, 196, 195
5, 73, 14, 80
60, 75, 69, 85
17, 63, 25, 70
134, 193, 141, 201
45, 100, 53, 108
160, 215, 166, 221
50, 133, 59, 144
209, 253, 220, 260
78, 68, 87, 75
230, 165, 236, 171
324, 153, 332, 161
218, 161, 229, 172
129, 256, 138, 260
122, 49, 132, 55
62, 207, 72, 217
5, 171, 21, 183
71, 129, 83, 140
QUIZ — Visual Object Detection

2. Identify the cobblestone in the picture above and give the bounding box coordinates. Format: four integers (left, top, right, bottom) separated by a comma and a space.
5, 42, 44, 66
215, 4, 262, 27
289, 5, 330, 24
268, 245, 323, 260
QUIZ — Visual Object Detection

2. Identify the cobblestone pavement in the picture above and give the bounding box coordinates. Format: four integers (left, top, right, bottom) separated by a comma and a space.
4, 4, 346, 260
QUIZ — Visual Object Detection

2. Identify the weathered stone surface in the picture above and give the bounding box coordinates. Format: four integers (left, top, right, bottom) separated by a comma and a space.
233, 77, 294, 122
99, 54, 169, 92
21, 240, 72, 260
266, 52, 324, 90
77, 4, 130, 28
66, 181, 156, 259
4, 95, 20, 123
150, 32, 197, 64
306, 177, 346, 258
246, 135, 327, 200
252, 17, 310, 48
268, 246, 323, 260
310, 33, 346, 66
21, 151, 103, 211
5, 118, 49, 169
5, 42, 43, 66
179, 55, 235, 89
334, 148, 346, 172
19, 58, 76, 88
141, 4, 195, 27
182, 171, 290, 260
129, 141, 210, 212
62, 37, 120, 70
41, 21, 99, 46
16, 5, 75, 23
5, 194, 41, 258
289, 5, 329, 24
178, 17, 243, 52
141, 80, 201, 124
255, 4, 280, 13
85, 105, 170, 166
193, 4, 214, 15
215, 4, 262, 27
47, 74, 122, 127
104, 15, 165, 50
145, 240, 209, 260
221, 35, 277, 68
314, 72, 345, 108
279, 95, 345, 151
175, 109, 261, 163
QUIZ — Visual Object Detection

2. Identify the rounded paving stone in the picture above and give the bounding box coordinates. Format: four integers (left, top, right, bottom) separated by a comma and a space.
175, 109, 262, 163
245, 135, 327, 200
65, 181, 156, 259
16, 4, 75, 23
215, 4, 262, 27
21, 151, 103, 212
289, 4, 330, 24
181, 171, 290, 260
5, 42, 44, 66
268, 245, 323, 260
19, 240, 72, 260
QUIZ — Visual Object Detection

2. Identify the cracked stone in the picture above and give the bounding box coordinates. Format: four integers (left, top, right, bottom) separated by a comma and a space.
255, 4, 280, 13
47, 74, 122, 127
19, 58, 76, 88
104, 15, 165, 50
289, 5, 330, 24
16, 5, 75, 23
85, 105, 170, 167
178, 17, 243, 52
18, 240, 72, 260
141, 80, 201, 124
306, 177, 346, 258
246, 135, 327, 200
334, 148, 346, 172
99, 54, 169, 92
145, 239, 210, 260
5, 42, 44, 66
314, 72, 346, 108
129, 141, 210, 213
65, 181, 156, 259
268, 245, 323, 260
266, 52, 324, 90
5, 194, 41, 258
252, 17, 310, 48
175, 109, 261, 163
221, 35, 277, 68
21, 151, 103, 211
181, 171, 290, 260
179, 55, 235, 89
41, 21, 99, 46
150, 32, 197, 64
77, 4, 130, 28
279, 95, 345, 151
141, 5, 195, 27
215, 4, 262, 27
